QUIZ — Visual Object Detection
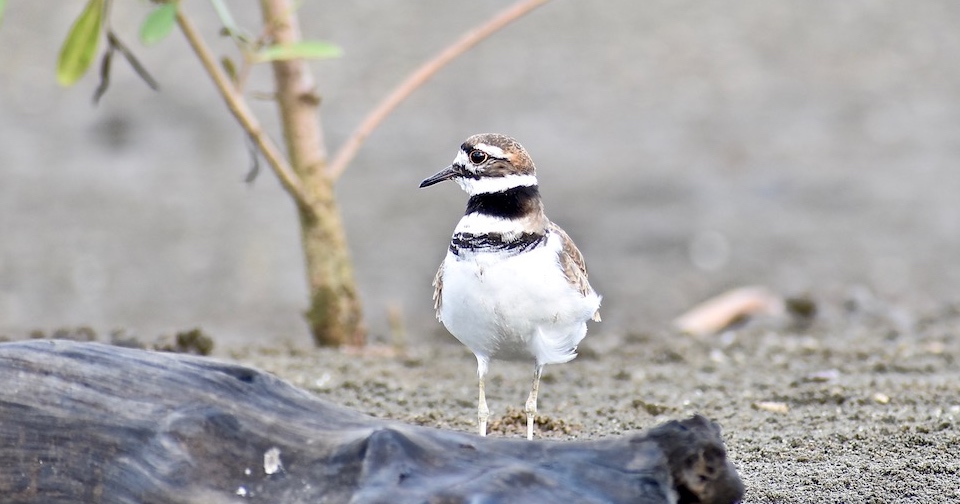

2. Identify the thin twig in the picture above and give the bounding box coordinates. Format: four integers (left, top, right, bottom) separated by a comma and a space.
92, 40, 114, 105
95, 0, 159, 104
107, 31, 160, 91
327, 0, 551, 180
175, 9, 314, 214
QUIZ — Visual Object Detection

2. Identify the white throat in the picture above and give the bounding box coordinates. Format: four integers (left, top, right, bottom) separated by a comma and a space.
456, 174, 538, 195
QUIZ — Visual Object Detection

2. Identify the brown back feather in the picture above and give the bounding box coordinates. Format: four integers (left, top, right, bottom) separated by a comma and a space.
549, 222, 601, 322
432, 262, 444, 319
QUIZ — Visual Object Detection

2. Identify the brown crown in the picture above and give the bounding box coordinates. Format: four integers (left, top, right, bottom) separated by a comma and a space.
463, 133, 537, 177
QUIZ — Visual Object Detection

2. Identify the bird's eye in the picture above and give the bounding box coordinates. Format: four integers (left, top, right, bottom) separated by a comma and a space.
469, 150, 488, 164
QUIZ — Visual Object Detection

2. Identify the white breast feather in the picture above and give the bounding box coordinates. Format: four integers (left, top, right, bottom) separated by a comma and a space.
437, 231, 601, 366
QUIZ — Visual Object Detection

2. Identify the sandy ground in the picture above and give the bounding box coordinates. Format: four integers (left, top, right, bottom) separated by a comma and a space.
3, 2, 960, 502
233, 291, 960, 503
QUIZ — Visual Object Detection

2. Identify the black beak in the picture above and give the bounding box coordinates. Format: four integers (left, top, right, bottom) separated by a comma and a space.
419, 165, 459, 188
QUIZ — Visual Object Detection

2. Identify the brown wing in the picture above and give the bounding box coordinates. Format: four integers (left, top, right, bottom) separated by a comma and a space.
549, 222, 601, 322
432, 261, 444, 319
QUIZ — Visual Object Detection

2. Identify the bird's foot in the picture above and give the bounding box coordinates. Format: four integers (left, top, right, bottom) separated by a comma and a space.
478, 400, 489, 437
524, 397, 537, 440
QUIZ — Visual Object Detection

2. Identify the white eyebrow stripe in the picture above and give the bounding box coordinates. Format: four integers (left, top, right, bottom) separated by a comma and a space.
474, 143, 506, 158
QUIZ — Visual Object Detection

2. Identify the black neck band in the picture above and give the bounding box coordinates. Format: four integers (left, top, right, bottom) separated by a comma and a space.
464, 185, 540, 220
449, 231, 546, 257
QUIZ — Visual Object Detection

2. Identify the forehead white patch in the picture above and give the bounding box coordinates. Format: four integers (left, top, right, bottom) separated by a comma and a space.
453, 150, 471, 166
474, 143, 506, 159
456, 174, 538, 195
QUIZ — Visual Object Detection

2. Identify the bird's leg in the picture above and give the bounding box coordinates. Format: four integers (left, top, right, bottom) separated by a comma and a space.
524, 364, 544, 440
476, 357, 490, 436
478, 374, 489, 436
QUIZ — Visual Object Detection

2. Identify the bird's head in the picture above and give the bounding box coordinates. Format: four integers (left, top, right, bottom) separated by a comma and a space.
419, 133, 538, 196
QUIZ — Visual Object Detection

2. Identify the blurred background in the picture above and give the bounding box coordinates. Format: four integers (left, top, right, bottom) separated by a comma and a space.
1, 1, 958, 350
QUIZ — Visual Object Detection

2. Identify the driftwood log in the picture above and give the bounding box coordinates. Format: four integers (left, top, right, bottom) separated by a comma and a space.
0, 340, 743, 503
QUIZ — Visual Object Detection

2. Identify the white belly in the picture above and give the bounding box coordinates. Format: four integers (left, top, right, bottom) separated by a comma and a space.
438, 233, 601, 366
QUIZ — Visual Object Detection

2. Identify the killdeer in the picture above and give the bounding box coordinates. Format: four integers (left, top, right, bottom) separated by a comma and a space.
419, 133, 601, 440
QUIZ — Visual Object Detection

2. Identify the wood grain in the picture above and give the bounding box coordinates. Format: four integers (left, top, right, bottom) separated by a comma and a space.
0, 340, 742, 503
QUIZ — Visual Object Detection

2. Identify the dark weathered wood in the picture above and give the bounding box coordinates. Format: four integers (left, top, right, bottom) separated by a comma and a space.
0, 340, 743, 503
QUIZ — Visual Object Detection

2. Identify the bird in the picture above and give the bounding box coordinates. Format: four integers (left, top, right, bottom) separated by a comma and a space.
419, 133, 601, 440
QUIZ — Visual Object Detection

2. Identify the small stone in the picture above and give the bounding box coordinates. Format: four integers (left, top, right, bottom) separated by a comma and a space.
873, 393, 890, 405
314, 372, 333, 389
264, 447, 283, 475
752, 401, 790, 414
784, 296, 817, 320
632, 398, 670, 416
804, 369, 840, 383
709, 348, 728, 364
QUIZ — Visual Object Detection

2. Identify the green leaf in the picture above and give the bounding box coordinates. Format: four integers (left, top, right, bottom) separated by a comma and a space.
209, 0, 242, 40
0, 0, 8, 29
254, 41, 342, 63
220, 56, 237, 84
57, 0, 105, 86
140, 2, 177, 46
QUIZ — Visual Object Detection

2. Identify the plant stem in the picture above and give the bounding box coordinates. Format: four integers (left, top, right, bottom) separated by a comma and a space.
327, 0, 551, 180
175, 9, 312, 214
260, 0, 365, 347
